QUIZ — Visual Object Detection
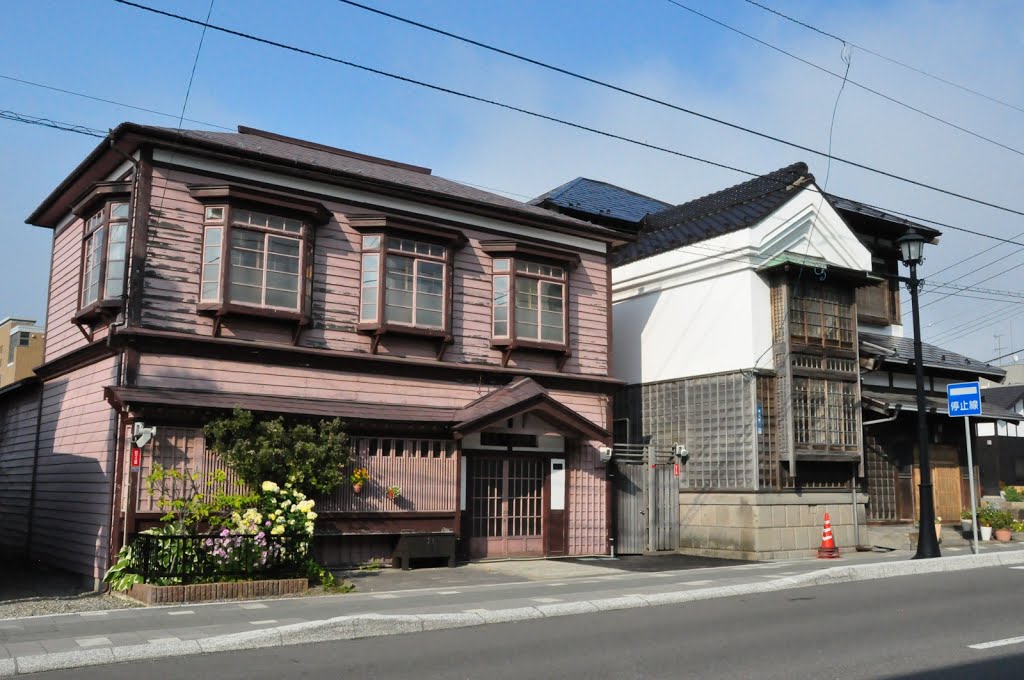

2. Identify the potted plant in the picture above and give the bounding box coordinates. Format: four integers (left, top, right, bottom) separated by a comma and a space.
350, 467, 370, 495
960, 508, 973, 535
1013, 520, 1024, 540
386, 485, 401, 501
977, 506, 995, 541
991, 510, 1014, 542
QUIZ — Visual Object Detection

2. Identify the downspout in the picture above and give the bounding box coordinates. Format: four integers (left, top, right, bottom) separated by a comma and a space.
104, 140, 139, 576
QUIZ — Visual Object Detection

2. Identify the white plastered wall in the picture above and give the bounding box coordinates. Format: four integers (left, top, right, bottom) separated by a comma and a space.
612, 188, 872, 384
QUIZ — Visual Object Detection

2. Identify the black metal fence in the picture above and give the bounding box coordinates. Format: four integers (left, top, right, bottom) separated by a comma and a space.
129, 532, 309, 585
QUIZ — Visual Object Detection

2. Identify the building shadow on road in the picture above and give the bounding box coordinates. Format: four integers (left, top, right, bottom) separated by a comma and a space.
565, 553, 751, 572
880, 650, 1024, 680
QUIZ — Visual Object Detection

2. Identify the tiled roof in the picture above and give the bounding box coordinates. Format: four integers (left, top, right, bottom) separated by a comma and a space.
981, 384, 1024, 411
860, 332, 1006, 379
613, 162, 812, 266
116, 125, 621, 239
530, 177, 673, 225
862, 388, 1023, 421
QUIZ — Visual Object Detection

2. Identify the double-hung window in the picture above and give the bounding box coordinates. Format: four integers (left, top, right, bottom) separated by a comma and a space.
81, 201, 130, 308
360, 236, 447, 330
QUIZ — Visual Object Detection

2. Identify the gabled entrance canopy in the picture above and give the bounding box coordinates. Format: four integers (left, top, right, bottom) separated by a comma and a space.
453, 378, 610, 442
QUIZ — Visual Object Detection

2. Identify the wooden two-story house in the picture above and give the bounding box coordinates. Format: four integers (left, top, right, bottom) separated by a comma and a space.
0, 123, 625, 587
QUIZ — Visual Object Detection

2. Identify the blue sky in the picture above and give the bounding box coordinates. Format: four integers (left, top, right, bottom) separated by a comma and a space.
2, 0, 1023, 364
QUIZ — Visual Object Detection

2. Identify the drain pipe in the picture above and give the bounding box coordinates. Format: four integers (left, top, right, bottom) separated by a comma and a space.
857, 406, 902, 548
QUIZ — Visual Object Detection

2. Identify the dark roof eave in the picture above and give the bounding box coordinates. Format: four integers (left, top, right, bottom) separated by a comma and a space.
28, 124, 626, 246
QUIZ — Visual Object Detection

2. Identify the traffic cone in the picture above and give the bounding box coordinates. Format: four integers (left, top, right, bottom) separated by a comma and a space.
817, 512, 841, 559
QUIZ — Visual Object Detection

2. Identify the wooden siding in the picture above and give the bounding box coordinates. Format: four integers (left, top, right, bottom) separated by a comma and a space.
137, 427, 249, 514
142, 167, 609, 376
0, 383, 42, 557
31, 357, 117, 581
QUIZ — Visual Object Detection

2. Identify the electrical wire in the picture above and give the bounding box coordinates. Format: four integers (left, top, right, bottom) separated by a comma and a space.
988, 347, 1024, 363
741, 0, 1024, 117
112, 0, 1024, 221
0, 73, 231, 130
0, 110, 106, 137
663, 0, 1024, 158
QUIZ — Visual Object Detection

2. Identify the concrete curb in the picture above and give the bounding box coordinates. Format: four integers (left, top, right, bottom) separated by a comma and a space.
4, 549, 1023, 676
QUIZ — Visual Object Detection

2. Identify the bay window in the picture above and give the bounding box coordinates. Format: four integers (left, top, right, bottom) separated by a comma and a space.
81, 200, 130, 308
190, 185, 329, 330
352, 214, 464, 355
482, 241, 576, 368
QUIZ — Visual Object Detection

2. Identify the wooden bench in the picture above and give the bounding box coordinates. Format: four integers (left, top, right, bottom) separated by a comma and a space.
392, 532, 457, 570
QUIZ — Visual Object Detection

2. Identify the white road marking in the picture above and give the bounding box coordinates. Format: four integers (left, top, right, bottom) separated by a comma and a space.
239, 603, 268, 610
372, 593, 399, 599
969, 636, 1024, 650
76, 637, 112, 648
1009, 566, 1024, 570
679, 580, 713, 586
530, 597, 562, 603
546, 582, 567, 587
168, 610, 194, 616
78, 611, 109, 617
250, 620, 278, 625
438, 590, 460, 595
148, 637, 181, 645
650, 573, 675, 578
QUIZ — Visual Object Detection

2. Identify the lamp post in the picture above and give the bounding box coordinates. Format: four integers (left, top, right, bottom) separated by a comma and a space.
897, 228, 941, 559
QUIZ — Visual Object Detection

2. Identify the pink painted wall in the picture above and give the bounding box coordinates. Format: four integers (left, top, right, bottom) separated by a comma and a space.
142, 167, 610, 377
30, 357, 117, 583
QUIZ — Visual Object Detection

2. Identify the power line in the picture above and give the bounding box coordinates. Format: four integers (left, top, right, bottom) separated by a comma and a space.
928, 302, 1022, 344
113, 0, 1024, 223
933, 307, 1024, 346
917, 258, 1024, 312
663, 0, 1024, 158
0, 73, 231, 130
741, 0, 1024, 117
0, 110, 105, 138
988, 347, 1024, 363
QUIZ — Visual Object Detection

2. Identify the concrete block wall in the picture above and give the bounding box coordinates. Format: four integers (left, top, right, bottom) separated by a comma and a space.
678, 492, 869, 560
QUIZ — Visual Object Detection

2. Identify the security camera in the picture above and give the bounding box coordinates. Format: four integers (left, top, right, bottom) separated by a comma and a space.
598, 446, 613, 463
133, 422, 157, 448
673, 443, 689, 463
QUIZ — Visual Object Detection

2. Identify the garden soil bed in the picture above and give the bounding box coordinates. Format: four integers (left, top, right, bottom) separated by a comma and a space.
127, 578, 308, 605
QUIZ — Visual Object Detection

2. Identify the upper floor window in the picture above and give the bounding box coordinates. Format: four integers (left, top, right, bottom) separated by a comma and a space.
492, 259, 567, 345
789, 284, 854, 349
190, 185, 329, 329
360, 235, 447, 329
350, 214, 465, 355
81, 201, 130, 308
200, 206, 307, 314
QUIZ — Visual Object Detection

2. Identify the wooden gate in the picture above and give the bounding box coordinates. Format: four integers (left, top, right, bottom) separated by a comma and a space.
468, 457, 544, 557
613, 460, 679, 554
913, 463, 963, 522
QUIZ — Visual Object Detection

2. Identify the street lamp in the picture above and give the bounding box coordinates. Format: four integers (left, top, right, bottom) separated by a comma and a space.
897, 228, 941, 559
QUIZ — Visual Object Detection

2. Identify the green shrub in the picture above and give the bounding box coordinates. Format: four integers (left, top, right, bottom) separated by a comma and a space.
1003, 487, 1024, 502
204, 408, 352, 496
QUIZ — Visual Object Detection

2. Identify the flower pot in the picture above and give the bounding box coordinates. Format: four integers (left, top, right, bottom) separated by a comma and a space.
980, 526, 993, 541
994, 528, 1012, 542
352, 483, 363, 495
386, 491, 398, 500
961, 519, 972, 535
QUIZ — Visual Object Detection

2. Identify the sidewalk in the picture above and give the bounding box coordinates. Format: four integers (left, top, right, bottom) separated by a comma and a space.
2, 543, 1023, 676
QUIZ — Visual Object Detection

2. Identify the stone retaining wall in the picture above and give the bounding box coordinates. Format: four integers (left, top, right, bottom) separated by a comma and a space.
678, 492, 869, 560
127, 578, 307, 605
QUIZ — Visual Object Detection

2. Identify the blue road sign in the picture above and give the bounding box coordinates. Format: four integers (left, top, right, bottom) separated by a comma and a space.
947, 381, 982, 417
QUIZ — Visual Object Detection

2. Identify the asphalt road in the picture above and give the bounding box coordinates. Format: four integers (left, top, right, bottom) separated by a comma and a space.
29, 566, 1024, 679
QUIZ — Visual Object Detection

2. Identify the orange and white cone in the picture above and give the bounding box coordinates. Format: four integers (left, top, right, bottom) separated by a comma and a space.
817, 512, 841, 559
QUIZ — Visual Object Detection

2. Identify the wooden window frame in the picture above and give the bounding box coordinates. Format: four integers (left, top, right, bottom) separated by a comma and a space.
190, 186, 330, 339
481, 241, 578, 368
350, 214, 466, 357
791, 375, 860, 453
788, 284, 855, 350
74, 196, 131, 323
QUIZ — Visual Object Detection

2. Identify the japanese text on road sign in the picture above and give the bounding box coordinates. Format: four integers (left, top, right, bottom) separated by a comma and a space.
947, 382, 981, 417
